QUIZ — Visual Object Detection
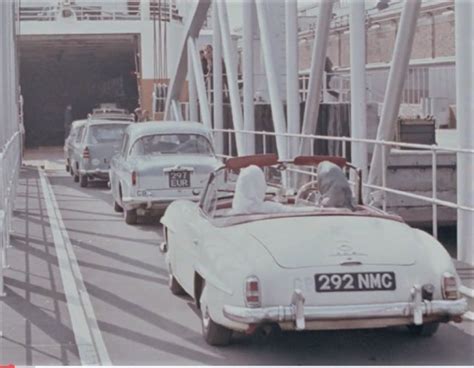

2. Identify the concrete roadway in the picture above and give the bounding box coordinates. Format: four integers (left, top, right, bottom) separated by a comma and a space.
1, 156, 474, 365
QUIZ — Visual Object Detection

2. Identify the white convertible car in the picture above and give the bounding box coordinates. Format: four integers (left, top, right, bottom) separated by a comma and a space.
160, 154, 467, 346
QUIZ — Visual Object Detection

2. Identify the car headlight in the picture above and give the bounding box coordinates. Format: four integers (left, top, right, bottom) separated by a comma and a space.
441, 272, 459, 300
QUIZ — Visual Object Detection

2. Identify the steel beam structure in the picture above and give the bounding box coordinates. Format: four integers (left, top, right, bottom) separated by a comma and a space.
255, 0, 288, 159
367, 0, 422, 189
188, 38, 212, 130
216, 1, 245, 155
243, 0, 256, 155
455, 0, 474, 265
164, 0, 211, 120
212, 1, 224, 154
299, 0, 334, 155
188, 42, 198, 121
286, 0, 300, 159
349, 0, 368, 180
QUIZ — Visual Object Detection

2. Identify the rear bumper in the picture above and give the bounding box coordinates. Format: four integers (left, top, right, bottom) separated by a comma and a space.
79, 169, 110, 179
122, 195, 200, 210
223, 289, 468, 330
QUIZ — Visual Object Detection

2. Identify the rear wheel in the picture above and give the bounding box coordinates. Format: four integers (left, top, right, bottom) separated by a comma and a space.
407, 322, 440, 337
79, 174, 88, 188
124, 209, 138, 225
169, 271, 186, 295
200, 283, 232, 346
65, 163, 70, 172
114, 201, 124, 213
73, 173, 79, 183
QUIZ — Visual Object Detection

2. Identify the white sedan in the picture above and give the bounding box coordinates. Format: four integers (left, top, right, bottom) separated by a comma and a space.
160, 154, 467, 346
110, 121, 220, 224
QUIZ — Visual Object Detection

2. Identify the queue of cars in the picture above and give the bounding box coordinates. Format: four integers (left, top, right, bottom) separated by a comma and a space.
64, 118, 467, 347
64, 118, 220, 224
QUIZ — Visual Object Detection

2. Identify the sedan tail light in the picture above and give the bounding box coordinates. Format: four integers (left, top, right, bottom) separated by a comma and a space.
442, 272, 459, 300
131, 171, 137, 186
83, 147, 90, 159
245, 276, 261, 308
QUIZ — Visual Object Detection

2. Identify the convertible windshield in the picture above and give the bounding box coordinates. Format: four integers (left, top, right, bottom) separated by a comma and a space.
88, 124, 128, 144
130, 134, 213, 156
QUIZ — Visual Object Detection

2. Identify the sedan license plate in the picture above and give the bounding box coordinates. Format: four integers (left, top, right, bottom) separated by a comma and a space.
315, 272, 396, 292
169, 170, 191, 188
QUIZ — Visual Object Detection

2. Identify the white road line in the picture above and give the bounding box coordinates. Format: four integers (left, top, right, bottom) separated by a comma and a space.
39, 169, 111, 365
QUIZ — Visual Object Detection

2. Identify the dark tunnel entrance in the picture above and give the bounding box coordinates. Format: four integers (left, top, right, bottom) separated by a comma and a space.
19, 34, 139, 147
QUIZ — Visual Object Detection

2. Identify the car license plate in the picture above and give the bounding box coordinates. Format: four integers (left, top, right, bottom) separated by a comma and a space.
315, 272, 396, 292
169, 170, 191, 188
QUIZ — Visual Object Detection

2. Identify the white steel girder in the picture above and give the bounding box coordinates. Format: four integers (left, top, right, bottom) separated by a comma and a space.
243, 0, 256, 155
164, 0, 211, 120
286, 0, 300, 159
255, 0, 288, 159
216, 1, 245, 155
299, 0, 334, 155
349, 0, 368, 181
188, 43, 198, 121
212, 1, 224, 154
455, 0, 474, 265
367, 0, 422, 189
188, 38, 212, 130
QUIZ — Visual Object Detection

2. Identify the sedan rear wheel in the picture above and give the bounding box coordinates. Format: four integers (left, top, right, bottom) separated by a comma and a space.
200, 283, 232, 346
169, 271, 186, 295
124, 209, 138, 225
79, 174, 88, 188
407, 322, 440, 337
114, 201, 124, 213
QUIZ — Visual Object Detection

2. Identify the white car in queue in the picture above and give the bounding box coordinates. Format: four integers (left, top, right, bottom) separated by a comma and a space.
110, 121, 220, 225
69, 119, 131, 187
160, 154, 467, 346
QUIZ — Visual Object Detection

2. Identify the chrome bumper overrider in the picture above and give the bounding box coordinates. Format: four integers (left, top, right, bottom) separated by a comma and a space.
223, 288, 468, 330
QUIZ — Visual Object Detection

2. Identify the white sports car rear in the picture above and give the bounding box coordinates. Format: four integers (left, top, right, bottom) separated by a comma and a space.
160, 154, 467, 346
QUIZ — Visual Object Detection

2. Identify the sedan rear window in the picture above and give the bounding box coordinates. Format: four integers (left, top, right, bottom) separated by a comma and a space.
87, 124, 128, 144
130, 134, 214, 156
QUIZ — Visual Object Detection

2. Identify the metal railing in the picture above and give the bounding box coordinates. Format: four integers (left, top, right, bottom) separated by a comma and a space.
299, 64, 456, 106
0, 131, 22, 276
1, 1, 22, 303
17, 1, 183, 22
211, 128, 474, 242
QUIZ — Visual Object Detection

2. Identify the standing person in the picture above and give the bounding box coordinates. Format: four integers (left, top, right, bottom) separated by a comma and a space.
205, 44, 213, 76
200, 50, 208, 76
64, 104, 73, 139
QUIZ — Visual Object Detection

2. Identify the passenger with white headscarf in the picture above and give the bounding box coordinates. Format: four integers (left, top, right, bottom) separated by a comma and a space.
230, 165, 287, 215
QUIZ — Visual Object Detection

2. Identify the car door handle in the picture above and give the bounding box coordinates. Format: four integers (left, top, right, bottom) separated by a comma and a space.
192, 239, 199, 246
